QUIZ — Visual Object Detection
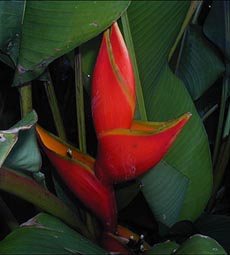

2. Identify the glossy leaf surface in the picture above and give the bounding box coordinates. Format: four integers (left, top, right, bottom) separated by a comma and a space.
127, 2, 213, 225
0, 0, 24, 67
1, 111, 41, 173
11, 1, 130, 86
0, 213, 107, 254
142, 161, 189, 226
146, 241, 179, 255
177, 25, 225, 100
175, 234, 227, 255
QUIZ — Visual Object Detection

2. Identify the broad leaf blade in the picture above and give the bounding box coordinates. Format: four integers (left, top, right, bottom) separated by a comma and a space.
141, 161, 189, 226
177, 25, 225, 100
127, 1, 190, 95
0, 213, 107, 254
3, 111, 41, 172
0, 132, 17, 167
141, 65, 212, 224
14, 1, 130, 86
175, 234, 227, 255
0, 0, 24, 67
146, 241, 179, 255
128, 2, 213, 226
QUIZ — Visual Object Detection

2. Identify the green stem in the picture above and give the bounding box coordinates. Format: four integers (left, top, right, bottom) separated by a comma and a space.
44, 75, 67, 141
19, 83, 32, 118
213, 73, 228, 165
223, 88, 230, 138
0, 167, 91, 239
0, 195, 19, 231
75, 48, 87, 153
207, 136, 230, 212
121, 11, 147, 121
202, 104, 218, 122
191, 0, 204, 24
175, 29, 188, 75
213, 137, 230, 194
168, 0, 200, 61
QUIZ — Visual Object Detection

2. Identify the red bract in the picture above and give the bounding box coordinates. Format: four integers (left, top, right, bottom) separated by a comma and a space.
36, 125, 117, 232
95, 113, 191, 185
92, 22, 135, 135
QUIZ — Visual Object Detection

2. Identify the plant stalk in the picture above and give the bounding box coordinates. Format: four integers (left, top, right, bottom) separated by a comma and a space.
213, 78, 228, 165
0, 167, 92, 239
19, 83, 32, 118
121, 11, 147, 121
44, 76, 67, 141
168, 0, 200, 61
75, 48, 87, 153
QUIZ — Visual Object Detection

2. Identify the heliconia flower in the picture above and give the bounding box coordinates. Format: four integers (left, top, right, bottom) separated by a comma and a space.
36, 125, 117, 232
95, 113, 191, 185
92, 22, 136, 135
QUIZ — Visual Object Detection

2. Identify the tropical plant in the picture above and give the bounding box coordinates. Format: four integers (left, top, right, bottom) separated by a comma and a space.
0, 0, 229, 254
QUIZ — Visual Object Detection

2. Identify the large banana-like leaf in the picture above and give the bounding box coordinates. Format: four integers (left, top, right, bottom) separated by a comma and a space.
176, 25, 225, 100
127, 1, 213, 226
0, 213, 107, 254
7, 0, 130, 86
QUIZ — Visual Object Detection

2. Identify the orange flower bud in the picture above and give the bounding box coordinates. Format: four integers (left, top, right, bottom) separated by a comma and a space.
92, 22, 135, 135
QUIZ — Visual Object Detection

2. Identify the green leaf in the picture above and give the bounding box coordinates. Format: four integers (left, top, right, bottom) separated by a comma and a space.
176, 25, 225, 100
0, 132, 17, 168
141, 161, 189, 226
0, 168, 89, 236
0, 213, 106, 254
3, 110, 41, 173
146, 241, 179, 255
195, 214, 230, 253
127, 1, 190, 94
13, 1, 130, 86
142, 65, 212, 225
127, 1, 213, 226
0, 0, 24, 67
175, 234, 227, 255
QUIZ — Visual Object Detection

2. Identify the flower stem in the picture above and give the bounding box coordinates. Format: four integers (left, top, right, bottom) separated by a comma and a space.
0, 167, 92, 239
19, 83, 32, 118
168, 0, 200, 61
44, 74, 67, 141
75, 48, 87, 153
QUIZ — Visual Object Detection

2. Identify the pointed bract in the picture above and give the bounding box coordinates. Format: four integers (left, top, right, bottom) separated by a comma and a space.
95, 113, 191, 184
92, 22, 135, 135
36, 125, 117, 232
